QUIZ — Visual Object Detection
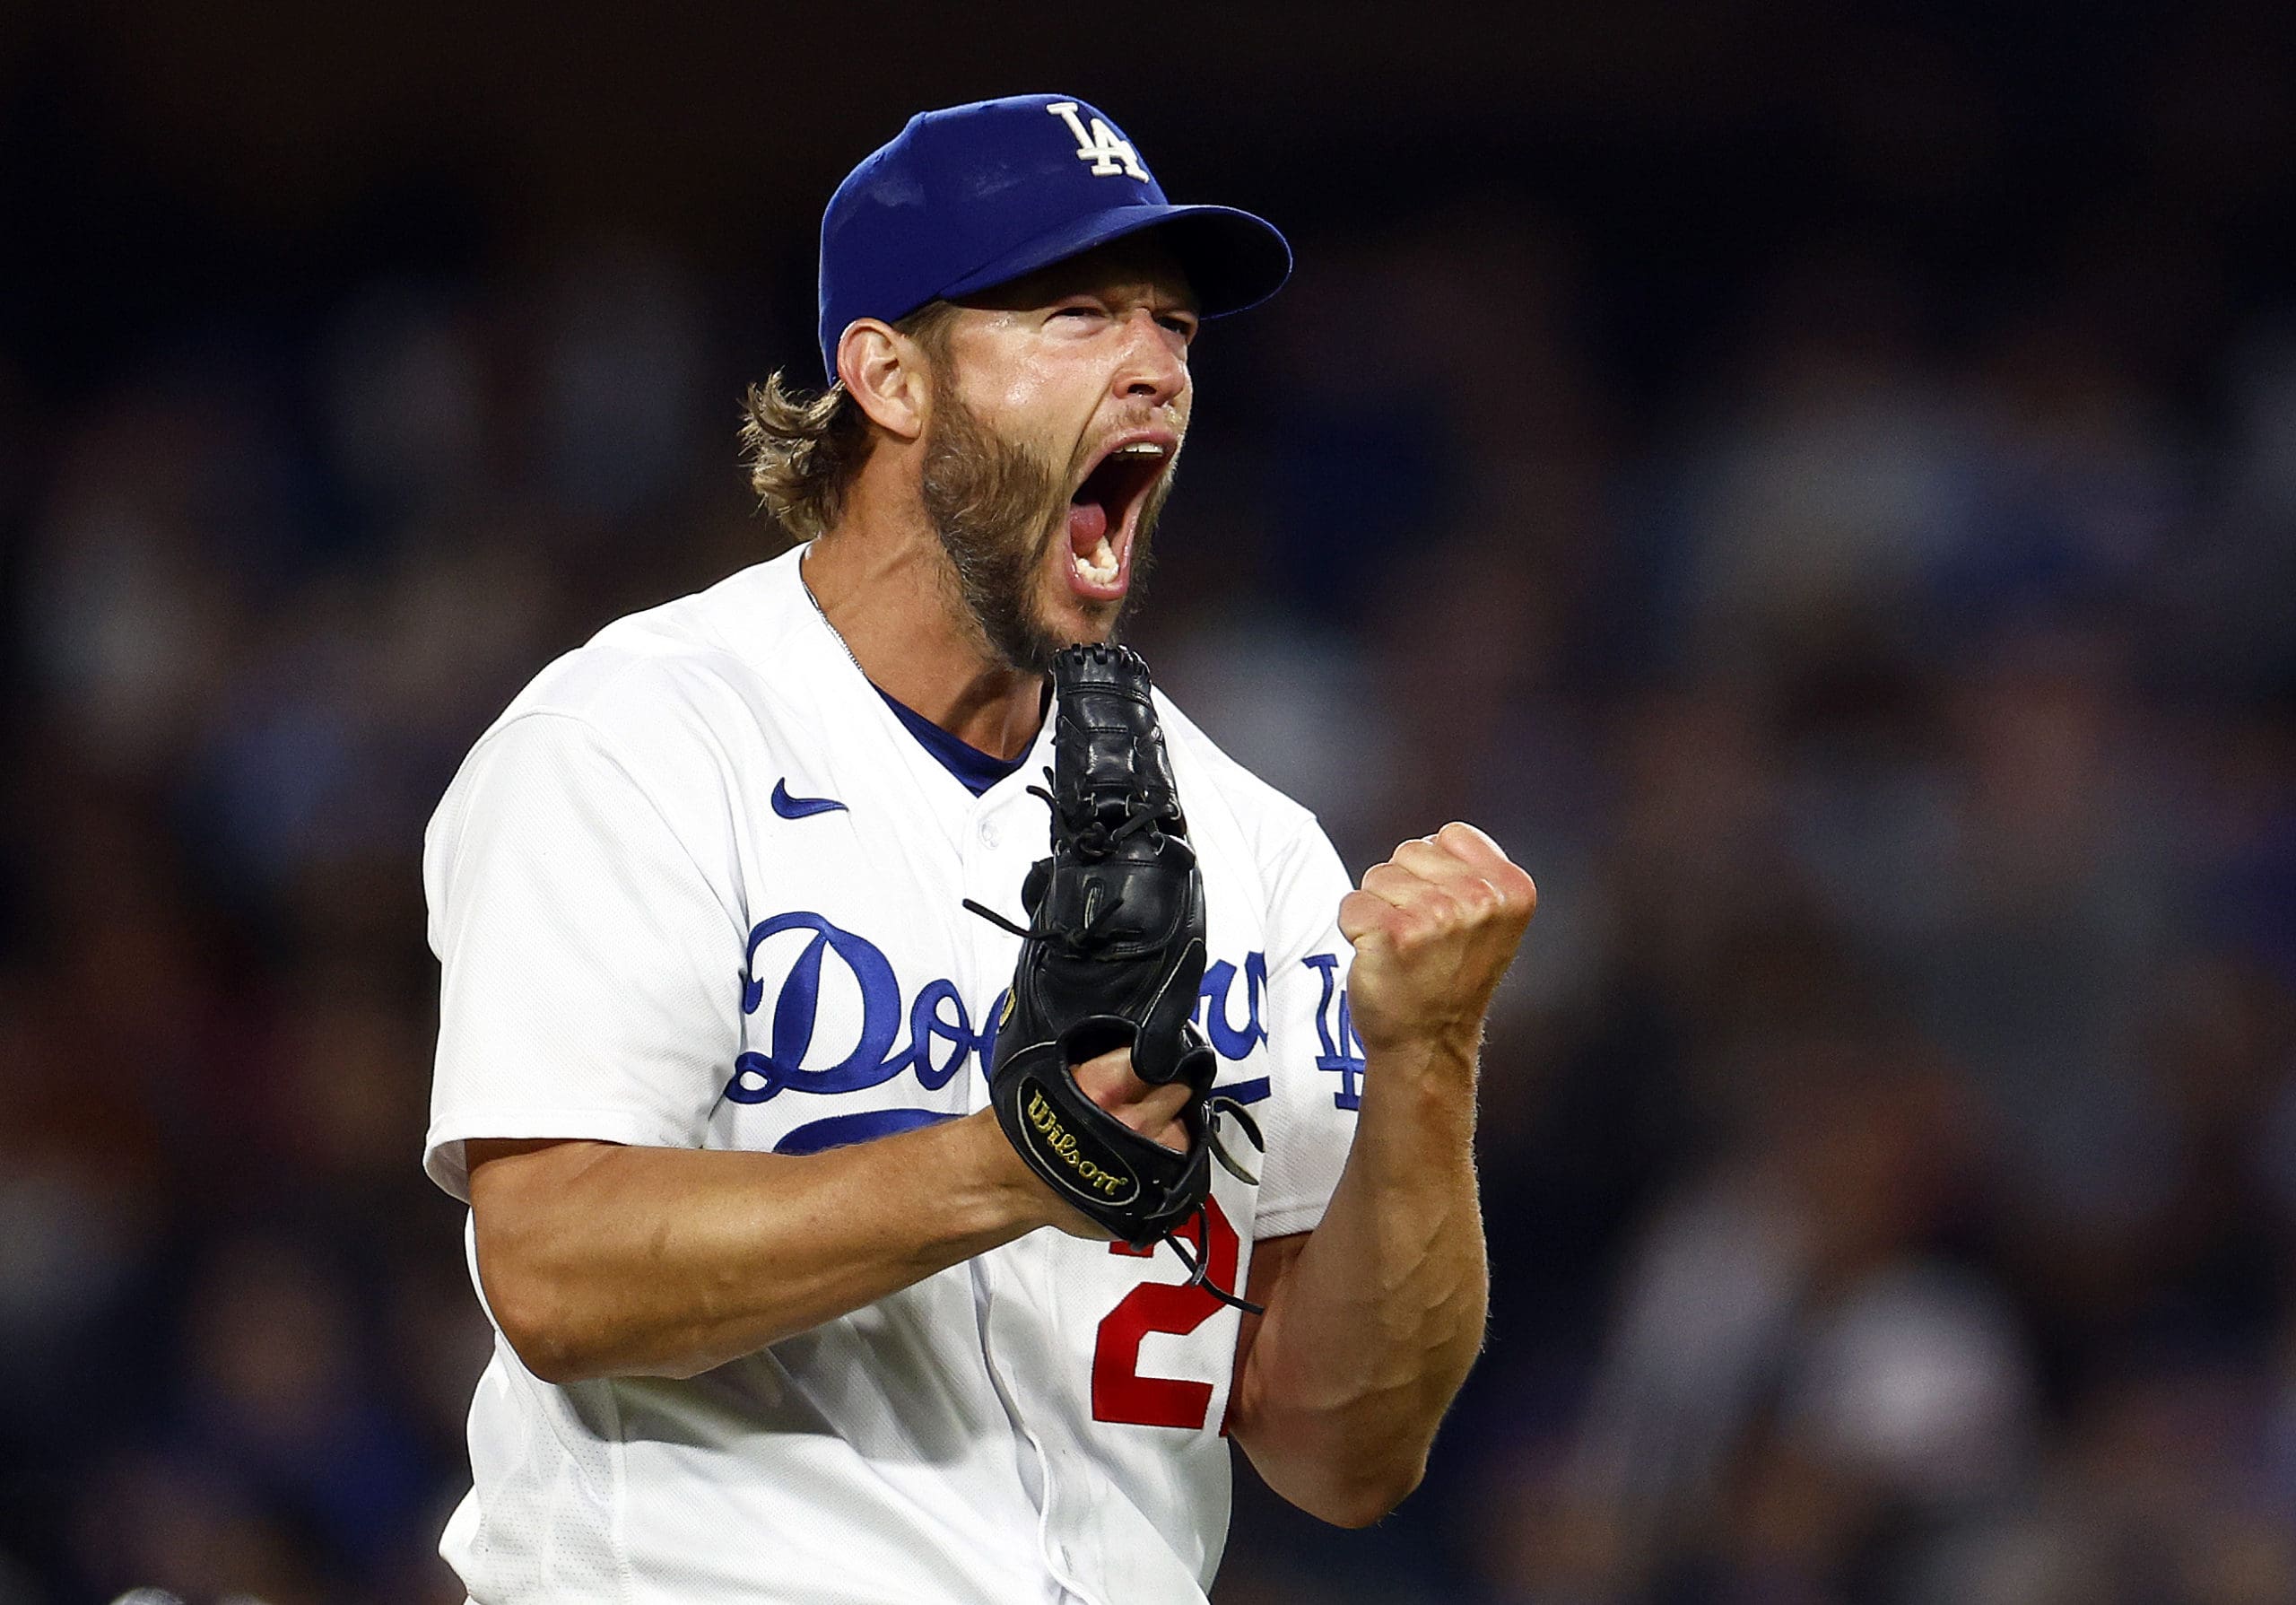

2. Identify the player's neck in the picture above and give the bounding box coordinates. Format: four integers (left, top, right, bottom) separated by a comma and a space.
799, 516, 1046, 763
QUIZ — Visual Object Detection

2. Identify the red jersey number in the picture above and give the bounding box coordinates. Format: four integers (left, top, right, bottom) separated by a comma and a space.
1091, 1199, 1243, 1429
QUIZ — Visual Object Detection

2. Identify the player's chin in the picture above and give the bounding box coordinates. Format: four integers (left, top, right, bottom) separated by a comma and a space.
1034, 588, 1125, 651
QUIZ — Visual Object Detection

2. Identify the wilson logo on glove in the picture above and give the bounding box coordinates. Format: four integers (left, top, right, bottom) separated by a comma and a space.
1023, 1083, 1139, 1202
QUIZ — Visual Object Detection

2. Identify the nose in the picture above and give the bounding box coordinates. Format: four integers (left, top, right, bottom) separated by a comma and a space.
1113, 308, 1187, 411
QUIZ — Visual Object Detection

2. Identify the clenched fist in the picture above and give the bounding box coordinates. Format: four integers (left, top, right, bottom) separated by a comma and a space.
1338, 822, 1536, 1064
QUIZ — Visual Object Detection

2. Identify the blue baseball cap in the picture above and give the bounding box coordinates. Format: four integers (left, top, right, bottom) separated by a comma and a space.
816, 93, 1292, 381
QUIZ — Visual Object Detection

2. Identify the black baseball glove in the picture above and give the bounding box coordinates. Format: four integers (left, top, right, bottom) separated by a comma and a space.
967, 643, 1263, 1312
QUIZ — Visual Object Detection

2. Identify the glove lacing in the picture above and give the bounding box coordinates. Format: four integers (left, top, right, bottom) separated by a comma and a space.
964, 770, 1267, 1314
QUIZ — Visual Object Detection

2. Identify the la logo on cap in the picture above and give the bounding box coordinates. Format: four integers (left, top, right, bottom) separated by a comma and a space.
1047, 101, 1149, 181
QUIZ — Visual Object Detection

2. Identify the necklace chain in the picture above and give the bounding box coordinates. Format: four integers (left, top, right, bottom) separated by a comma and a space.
797, 548, 869, 678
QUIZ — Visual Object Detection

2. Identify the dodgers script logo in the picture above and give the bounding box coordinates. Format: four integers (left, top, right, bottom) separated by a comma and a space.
1047, 100, 1150, 180
723, 912, 1278, 1107
726, 912, 988, 1105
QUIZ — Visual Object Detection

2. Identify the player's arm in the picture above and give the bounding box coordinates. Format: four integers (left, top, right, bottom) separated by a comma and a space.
466, 1050, 1187, 1383
436, 706, 1202, 1386
1225, 822, 1533, 1528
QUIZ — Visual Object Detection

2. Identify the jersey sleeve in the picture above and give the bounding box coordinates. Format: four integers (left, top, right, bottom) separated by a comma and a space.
422, 710, 744, 1201
1247, 822, 1364, 1239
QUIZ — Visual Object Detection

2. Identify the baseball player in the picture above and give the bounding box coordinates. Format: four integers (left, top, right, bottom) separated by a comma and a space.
423, 93, 1535, 1605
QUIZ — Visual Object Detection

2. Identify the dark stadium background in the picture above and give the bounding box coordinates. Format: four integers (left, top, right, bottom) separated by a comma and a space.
5, 3, 2296, 1601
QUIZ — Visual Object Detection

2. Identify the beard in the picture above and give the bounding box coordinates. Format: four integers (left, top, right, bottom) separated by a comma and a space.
918, 377, 1170, 675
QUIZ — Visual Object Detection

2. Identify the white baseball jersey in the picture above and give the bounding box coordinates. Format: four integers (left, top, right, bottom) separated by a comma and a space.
422, 545, 1366, 1605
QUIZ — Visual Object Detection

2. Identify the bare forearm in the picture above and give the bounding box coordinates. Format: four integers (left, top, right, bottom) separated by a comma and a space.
1235, 1042, 1488, 1525
470, 1112, 1042, 1383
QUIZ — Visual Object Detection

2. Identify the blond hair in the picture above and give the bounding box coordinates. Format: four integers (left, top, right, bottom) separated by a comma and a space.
740, 301, 959, 542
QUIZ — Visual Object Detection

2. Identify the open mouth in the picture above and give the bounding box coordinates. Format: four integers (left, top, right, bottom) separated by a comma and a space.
1065, 436, 1173, 600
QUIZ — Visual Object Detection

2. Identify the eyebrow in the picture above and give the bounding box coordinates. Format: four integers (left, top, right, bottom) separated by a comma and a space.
1064, 281, 1201, 314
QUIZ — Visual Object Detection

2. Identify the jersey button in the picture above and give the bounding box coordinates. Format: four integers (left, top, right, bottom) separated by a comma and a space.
978, 817, 1002, 850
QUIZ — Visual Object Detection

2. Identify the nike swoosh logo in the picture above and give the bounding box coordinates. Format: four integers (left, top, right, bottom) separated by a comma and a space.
771, 779, 848, 819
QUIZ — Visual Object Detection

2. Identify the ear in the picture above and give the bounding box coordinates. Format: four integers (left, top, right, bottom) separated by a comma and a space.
837, 318, 932, 442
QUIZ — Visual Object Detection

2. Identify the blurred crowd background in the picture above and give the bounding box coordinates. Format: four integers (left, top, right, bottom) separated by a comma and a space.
5, 3, 2296, 1602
